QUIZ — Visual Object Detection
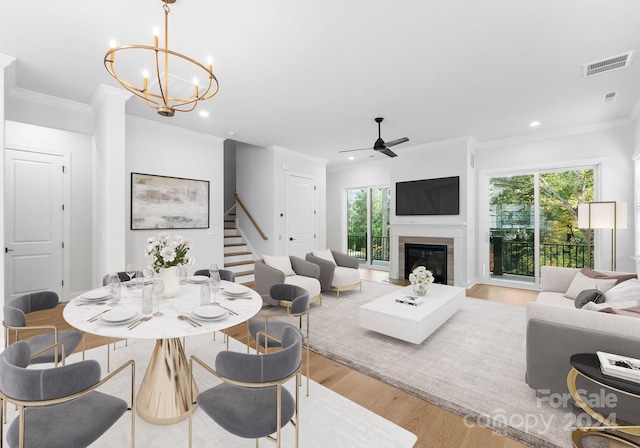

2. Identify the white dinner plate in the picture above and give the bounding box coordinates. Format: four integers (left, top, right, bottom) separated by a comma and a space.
190, 310, 228, 322
187, 276, 209, 284
81, 289, 110, 301
99, 308, 137, 323
223, 285, 248, 296
192, 305, 227, 319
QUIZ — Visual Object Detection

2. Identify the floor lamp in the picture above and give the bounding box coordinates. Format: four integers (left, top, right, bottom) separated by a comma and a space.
577, 201, 627, 271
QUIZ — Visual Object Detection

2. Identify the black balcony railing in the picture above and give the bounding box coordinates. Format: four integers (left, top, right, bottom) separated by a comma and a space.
347, 235, 390, 262
491, 237, 591, 277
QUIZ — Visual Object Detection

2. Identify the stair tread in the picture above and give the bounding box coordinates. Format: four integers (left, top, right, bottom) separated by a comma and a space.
225, 260, 255, 267
224, 235, 242, 238
224, 243, 246, 247
234, 270, 254, 277
224, 251, 252, 257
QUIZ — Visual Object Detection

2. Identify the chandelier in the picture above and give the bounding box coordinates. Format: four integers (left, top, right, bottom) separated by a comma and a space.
104, 0, 219, 117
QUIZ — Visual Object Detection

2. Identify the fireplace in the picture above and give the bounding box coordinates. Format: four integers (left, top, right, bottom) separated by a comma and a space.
404, 243, 448, 284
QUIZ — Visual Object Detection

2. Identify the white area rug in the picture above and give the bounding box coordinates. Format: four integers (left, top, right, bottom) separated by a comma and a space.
3, 334, 417, 448
305, 280, 584, 448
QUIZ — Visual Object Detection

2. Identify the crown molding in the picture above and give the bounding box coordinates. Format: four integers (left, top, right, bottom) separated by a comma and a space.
8, 86, 92, 115
476, 119, 632, 149
125, 115, 225, 144
266, 144, 328, 165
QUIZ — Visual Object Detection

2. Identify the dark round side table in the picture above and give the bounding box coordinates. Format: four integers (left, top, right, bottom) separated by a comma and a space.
568, 353, 640, 447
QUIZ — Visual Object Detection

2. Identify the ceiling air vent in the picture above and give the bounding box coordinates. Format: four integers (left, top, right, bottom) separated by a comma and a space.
602, 92, 617, 103
582, 51, 635, 77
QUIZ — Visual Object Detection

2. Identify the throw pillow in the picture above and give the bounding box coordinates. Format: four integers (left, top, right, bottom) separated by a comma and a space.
574, 289, 605, 308
563, 271, 617, 300
603, 278, 640, 303
580, 267, 638, 285
263, 255, 296, 276
312, 249, 337, 266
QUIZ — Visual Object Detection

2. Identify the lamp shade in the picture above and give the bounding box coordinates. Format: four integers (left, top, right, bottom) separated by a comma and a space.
577, 202, 627, 229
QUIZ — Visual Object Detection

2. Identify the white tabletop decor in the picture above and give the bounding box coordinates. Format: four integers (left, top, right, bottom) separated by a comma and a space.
145, 232, 195, 297
408, 265, 434, 296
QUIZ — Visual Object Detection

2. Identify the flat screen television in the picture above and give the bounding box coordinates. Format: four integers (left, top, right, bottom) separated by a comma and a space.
395, 176, 460, 216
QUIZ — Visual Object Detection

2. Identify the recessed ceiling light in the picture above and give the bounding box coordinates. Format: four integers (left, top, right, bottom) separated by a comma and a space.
348, 156, 355, 161
199, 110, 210, 118
529, 121, 541, 127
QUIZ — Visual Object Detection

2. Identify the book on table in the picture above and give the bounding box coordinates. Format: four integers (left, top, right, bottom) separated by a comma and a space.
395, 295, 423, 306
597, 351, 640, 383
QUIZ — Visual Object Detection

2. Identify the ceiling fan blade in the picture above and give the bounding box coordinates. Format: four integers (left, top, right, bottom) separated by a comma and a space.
378, 148, 398, 158
384, 137, 409, 148
338, 147, 373, 153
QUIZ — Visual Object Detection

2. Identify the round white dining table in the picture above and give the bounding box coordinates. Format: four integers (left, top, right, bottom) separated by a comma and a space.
63, 279, 263, 425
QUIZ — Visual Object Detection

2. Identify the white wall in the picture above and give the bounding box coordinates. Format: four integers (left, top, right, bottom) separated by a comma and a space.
124, 117, 225, 275
5, 121, 94, 298
235, 143, 327, 258
476, 123, 636, 275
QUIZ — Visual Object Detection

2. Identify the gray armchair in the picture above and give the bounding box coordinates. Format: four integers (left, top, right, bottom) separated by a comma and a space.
189, 326, 302, 448
3, 291, 83, 365
0, 340, 135, 448
305, 250, 361, 298
255, 256, 322, 306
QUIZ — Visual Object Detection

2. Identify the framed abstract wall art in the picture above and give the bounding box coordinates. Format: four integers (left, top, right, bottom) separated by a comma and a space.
131, 172, 210, 230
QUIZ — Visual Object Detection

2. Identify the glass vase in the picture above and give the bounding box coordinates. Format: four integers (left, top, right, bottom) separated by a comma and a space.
413, 283, 428, 296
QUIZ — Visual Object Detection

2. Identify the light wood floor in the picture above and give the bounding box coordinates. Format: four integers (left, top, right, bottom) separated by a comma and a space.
18, 271, 539, 448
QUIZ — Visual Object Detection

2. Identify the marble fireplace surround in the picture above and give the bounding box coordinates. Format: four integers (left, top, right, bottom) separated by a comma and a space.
390, 223, 467, 287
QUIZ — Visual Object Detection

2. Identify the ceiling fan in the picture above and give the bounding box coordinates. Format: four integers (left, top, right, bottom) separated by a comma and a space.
339, 117, 409, 158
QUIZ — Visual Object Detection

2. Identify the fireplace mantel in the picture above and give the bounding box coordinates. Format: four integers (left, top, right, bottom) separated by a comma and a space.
389, 223, 467, 287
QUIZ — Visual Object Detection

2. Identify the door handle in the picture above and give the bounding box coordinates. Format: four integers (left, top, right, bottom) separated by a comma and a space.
5, 248, 14, 253
289, 238, 295, 241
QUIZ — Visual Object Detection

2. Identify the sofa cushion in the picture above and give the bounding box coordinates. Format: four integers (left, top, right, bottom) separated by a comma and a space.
263, 255, 296, 277
563, 271, 617, 299
312, 249, 337, 266
580, 267, 638, 285
574, 289, 605, 308
603, 279, 640, 303
536, 292, 575, 308
331, 266, 360, 288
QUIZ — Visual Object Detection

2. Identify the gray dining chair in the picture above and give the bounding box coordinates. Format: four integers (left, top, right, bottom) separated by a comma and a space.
3, 291, 84, 365
0, 340, 135, 448
193, 268, 236, 282
247, 283, 311, 396
189, 326, 302, 448
102, 271, 144, 286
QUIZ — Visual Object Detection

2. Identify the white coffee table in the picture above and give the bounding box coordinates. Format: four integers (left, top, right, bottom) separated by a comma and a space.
359, 283, 465, 344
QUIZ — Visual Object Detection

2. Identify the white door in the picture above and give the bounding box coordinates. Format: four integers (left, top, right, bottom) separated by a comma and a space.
5, 149, 65, 301
287, 175, 317, 258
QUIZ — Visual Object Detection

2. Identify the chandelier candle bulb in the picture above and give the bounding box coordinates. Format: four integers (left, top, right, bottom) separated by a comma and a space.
153, 27, 159, 47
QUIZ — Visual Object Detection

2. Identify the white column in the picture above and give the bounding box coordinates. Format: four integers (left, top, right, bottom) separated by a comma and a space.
90, 85, 132, 285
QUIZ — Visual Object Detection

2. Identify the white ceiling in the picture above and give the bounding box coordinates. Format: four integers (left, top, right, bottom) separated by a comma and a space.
2, 0, 640, 167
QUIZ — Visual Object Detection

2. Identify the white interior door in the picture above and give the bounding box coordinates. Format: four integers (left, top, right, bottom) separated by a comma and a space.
287, 174, 317, 258
5, 149, 65, 301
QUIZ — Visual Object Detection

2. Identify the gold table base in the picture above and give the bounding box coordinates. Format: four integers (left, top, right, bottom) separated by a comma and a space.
136, 338, 198, 425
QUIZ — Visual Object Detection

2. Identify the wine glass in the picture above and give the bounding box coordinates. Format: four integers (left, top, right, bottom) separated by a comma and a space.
209, 268, 221, 304
125, 263, 136, 283
107, 273, 121, 306
152, 278, 164, 316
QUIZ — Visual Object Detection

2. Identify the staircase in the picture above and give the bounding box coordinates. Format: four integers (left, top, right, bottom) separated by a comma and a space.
223, 213, 255, 284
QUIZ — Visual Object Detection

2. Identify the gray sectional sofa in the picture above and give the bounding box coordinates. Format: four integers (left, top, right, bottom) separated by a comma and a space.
525, 266, 640, 423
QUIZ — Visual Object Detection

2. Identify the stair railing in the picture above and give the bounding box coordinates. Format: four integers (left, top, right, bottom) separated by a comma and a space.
234, 193, 268, 241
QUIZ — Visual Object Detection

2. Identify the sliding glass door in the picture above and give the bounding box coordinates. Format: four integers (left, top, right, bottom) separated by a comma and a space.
489, 167, 594, 285
346, 186, 390, 268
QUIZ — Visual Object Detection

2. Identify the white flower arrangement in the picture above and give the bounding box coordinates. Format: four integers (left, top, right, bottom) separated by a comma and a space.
145, 232, 195, 274
408, 266, 434, 286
